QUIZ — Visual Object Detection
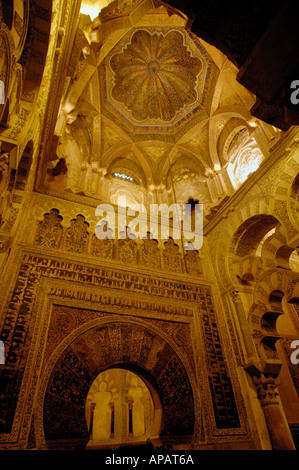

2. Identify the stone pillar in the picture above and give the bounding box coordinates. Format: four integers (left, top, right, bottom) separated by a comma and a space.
89, 402, 96, 438
90, 162, 98, 194
232, 288, 296, 449
231, 290, 256, 360
157, 184, 165, 204
206, 176, 219, 203
128, 400, 133, 436
79, 161, 89, 191
253, 374, 295, 450
96, 168, 106, 197
110, 402, 115, 438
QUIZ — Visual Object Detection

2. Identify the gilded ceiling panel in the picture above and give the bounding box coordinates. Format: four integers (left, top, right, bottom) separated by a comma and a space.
109, 29, 202, 122
100, 26, 219, 138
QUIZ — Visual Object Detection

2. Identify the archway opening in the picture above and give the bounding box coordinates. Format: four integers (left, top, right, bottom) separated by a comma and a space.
232, 214, 278, 258
85, 367, 162, 449
42, 320, 195, 450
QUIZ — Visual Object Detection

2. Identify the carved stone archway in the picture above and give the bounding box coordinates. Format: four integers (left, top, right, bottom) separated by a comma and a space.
39, 318, 195, 450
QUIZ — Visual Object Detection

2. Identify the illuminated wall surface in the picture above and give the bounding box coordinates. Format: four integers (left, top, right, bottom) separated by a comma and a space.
0, 0, 299, 451
85, 369, 155, 445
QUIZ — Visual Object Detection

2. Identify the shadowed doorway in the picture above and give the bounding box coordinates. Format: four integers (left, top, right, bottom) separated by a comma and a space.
85, 368, 162, 449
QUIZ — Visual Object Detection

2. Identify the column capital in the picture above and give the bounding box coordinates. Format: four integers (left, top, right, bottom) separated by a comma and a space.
231, 290, 240, 302
253, 374, 279, 406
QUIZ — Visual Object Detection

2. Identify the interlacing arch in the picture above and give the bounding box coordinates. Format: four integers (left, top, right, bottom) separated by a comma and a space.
248, 269, 299, 367
232, 220, 299, 284
225, 208, 299, 370
211, 199, 279, 291
210, 143, 299, 291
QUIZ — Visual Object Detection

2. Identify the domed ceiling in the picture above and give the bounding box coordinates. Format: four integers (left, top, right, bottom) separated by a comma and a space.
100, 27, 218, 137
41, 0, 277, 219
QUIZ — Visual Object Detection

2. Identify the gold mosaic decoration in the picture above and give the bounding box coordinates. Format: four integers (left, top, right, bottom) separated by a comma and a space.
109, 29, 202, 122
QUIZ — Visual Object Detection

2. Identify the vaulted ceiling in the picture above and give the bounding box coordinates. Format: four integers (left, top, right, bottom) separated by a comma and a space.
39, 0, 283, 216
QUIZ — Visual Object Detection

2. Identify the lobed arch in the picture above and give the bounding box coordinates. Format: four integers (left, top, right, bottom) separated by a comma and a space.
225, 149, 299, 287
261, 231, 299, 273
165, 155, 206, 188
273, 150, 299, 238
231, 215, 278, 259
106, 154, 148, 188
159, 148, 208, 189
232, 218, 299, 285
210, 181, 299, 291
212, 206, 279, 290
36, 316, 197, 450
217, 116, 251, 164
233, 255, 263, 287
248, 269, 299, 371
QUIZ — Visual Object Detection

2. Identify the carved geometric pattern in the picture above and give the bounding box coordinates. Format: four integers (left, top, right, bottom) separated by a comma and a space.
116, 227, 137, 264
0, 254, 241, 437
139, 233, 160, 268
62, 214, 89, 253
162, 238, 183, 272
34, 209, 63, 248
91, 234, 114, 258
32, 211, 206, 277
184, 248, 203, 277
110, 29, 202, 122
43, 316, 195, 442
198, 289, 240, 429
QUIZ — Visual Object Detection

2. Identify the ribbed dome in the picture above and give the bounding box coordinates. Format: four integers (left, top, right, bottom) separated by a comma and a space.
109, 29, 202, 122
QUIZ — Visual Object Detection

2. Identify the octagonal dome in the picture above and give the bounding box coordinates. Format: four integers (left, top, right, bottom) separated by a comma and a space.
100, 26, 219, 138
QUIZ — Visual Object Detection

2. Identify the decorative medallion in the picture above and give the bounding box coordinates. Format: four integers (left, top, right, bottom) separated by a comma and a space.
109, 29, 202, 122
101, 27, 219, 137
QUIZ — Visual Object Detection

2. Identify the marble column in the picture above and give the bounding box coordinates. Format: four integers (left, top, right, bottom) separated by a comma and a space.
89, 402, 96, 438
253, 374, 295, 450
79, 161, 89, 192
231, 290, 256, 360
90, 162, 99, 194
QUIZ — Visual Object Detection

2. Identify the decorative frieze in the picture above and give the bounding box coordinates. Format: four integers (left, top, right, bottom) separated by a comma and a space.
0, 251, 242, 441
62, 214, 90, 253
34, 209, 63, 249
32, 209, 203, 277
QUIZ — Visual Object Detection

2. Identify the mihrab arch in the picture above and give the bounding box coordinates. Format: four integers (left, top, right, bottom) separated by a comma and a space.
39, 318, 196, 450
